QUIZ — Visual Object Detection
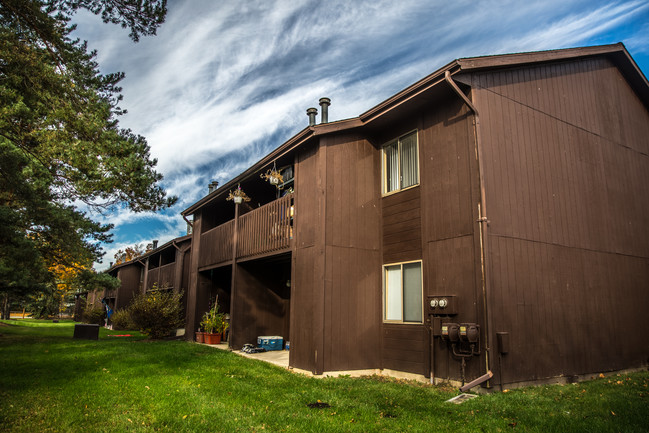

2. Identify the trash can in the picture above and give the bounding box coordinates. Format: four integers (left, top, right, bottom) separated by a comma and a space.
73, 324, 99, 340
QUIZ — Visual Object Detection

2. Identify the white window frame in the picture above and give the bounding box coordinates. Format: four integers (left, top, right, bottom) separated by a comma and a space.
381, 130, 420, 195
382, 260, 423, 324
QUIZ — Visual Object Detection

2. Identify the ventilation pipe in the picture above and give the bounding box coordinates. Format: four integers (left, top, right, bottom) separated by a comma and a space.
109, 262, 113, 267
306, 107, 318, 126
319, 97, 330, 123
152, 240, 158, 249
208, 181, 218, 194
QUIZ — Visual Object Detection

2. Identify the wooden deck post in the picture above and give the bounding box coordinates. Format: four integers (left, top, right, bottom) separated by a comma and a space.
229, 203, 240, 348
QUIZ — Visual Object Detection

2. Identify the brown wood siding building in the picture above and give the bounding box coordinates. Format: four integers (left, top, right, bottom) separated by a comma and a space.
457, 55, 649, 385
104, 235, 192, 322
179, 44, 649, 389
105, 261, 143, 312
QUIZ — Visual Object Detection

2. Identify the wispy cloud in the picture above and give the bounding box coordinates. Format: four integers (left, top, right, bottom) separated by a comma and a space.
71, 0, 649, 270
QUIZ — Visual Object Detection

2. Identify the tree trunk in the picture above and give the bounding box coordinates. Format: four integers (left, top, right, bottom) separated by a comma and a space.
1, 293, 9, 320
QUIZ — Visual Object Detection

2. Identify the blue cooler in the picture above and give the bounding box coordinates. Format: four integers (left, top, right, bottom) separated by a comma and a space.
257, 336, 283, 351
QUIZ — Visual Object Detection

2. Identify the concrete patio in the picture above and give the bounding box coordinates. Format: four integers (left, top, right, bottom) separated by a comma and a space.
201, 342, 429, 383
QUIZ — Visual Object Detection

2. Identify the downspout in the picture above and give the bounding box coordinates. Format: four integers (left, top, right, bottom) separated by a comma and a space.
183, 214, 193, 231
444, 70, 494, 386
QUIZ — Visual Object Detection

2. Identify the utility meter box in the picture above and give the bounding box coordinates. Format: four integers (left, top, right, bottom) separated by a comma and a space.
427, 295, 457, 316
441, 323, 460, 342
459, 323, 480, 343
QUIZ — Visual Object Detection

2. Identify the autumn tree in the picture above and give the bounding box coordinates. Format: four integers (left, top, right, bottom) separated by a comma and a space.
0, 0, 174, 311
113, 242, 153, 265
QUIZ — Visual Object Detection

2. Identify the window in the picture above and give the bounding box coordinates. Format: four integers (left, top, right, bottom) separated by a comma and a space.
382, 131, 419, 194
383, 261, 423, 323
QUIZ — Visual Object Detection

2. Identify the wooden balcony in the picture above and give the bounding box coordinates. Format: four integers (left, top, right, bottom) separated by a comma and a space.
238, 194, 293, 258
199, 219, 235, 268
147, 262, 176, 290
198, 194, 294, 268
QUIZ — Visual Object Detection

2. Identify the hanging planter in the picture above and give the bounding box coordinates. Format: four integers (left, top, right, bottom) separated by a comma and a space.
226, 184, 250, 204
260, 162, 284, 187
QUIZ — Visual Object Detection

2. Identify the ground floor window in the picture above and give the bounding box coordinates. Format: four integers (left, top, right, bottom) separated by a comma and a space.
383, 261, 422, 323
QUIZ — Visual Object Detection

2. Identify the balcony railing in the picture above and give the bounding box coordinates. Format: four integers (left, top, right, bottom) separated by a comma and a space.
198, 194, 294, 268
238, 194, 293, 258
199, 219, 235, 268
146, 262, 176, 290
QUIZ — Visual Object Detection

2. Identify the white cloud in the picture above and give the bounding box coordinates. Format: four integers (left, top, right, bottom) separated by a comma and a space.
71, 0, 648, 269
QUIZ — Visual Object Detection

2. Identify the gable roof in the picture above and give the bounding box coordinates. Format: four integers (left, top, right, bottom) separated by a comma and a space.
183, 43, 648, 216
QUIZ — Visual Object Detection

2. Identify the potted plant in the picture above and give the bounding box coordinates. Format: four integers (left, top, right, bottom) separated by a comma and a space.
201, 303, 224, 344
195, 327, 205, 343
219, 316, 230, 341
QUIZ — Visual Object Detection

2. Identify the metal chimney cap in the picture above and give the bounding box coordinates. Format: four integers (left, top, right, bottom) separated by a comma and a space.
306, 107, 318, 126
319, 97, 331, 106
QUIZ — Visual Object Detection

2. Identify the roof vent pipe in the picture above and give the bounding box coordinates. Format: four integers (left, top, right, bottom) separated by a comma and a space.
109, 262, 113, 267
319, 97, 330, 123
306, 107, 318, 126
152, 240, 158, 249
208, 181, 218, 194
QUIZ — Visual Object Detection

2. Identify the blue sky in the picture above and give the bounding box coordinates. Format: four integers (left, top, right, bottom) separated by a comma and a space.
71, 0, 649, 270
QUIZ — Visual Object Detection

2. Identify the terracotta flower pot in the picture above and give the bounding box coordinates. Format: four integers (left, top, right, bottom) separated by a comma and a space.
205, 333, 222, 344
195, 331, 205, 343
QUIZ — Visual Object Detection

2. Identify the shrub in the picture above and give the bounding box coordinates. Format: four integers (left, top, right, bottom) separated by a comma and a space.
110, 309, 135, 330
129, 290, 184, 339
82, 303, 105, 325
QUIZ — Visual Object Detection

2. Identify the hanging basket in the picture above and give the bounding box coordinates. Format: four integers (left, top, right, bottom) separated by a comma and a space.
226, 184, 250, 204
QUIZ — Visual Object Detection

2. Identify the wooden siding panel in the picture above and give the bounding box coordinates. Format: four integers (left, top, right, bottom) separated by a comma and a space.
382, 187, 421, 264
425, 235, 481, 381
381, 325, 426, 375
323, 245, 381, 371
420, 97, 474, 243
473, 57, 649, 384
490, 236, 649, 384
475, 62, 649, 258
319, 133, 381, 372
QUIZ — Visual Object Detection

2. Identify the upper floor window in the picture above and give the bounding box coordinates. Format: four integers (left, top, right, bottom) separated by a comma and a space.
382, 131, 419, 194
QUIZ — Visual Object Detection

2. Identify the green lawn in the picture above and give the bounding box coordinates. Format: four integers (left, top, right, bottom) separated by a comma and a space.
0, 320, 647, 432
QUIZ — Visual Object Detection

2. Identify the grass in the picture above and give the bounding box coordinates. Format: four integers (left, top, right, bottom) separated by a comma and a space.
1, 320, 647, 432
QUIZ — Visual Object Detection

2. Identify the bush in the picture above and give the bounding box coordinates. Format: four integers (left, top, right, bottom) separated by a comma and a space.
129, 290, 184, 339
110, 309, 135, 330
82, 303, 105, 325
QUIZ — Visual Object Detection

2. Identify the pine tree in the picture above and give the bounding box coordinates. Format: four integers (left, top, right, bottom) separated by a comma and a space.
0, 0, 174, 307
